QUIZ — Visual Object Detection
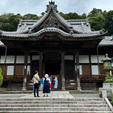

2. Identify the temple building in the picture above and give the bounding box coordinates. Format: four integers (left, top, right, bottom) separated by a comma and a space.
0, 1, 108, 90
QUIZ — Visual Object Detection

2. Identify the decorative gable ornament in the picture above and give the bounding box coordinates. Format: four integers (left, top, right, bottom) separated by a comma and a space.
43, 12, 59, 28
46, 1, 58, 13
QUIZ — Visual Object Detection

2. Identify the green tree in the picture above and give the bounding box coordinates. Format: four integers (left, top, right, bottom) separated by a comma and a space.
88, 8, 106, 31
88, 14, 105, 31
88, 8, 103, 17
104, 10, 113, 35
23, 14, 39, 20
59, 12, 86, 20
81, 13, 87, 19
0, 13, 22, 31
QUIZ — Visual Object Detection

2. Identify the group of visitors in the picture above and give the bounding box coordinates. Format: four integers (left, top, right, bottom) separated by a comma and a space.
33, 71, 58, 97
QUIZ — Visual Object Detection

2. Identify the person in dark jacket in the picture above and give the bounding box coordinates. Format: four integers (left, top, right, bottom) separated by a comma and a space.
43, 74, 50, 97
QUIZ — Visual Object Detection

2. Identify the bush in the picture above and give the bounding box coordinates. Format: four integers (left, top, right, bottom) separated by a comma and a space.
0, 67, 3, 87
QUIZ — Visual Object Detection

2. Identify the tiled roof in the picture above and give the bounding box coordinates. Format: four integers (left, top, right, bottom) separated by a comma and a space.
0, 27, 105, 41
99, 36, 113, 46
66, 19, 91, 33
0, 41, 5, 47
0, 1, 105, 40
17, 20, 38, 33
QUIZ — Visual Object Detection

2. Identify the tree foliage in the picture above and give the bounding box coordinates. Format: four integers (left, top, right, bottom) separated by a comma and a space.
88, 8, 103, 17
88, 14, 105, 31
59, 12, 86, 19
0, 67, 3, 87
0, 9, 113, 35
23, 14, 39, 20
0, 13, 22, 31
104, 10, 113, 35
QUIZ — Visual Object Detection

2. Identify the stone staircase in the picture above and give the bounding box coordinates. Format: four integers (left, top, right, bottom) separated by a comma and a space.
0, 92, 112, 113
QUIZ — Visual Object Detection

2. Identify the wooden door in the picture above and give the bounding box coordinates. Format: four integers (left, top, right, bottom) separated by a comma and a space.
64, 60, 76, 89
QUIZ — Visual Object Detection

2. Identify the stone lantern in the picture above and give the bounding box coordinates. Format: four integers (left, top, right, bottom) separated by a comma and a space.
102, 54, 113, 83
99, 54, 113, 98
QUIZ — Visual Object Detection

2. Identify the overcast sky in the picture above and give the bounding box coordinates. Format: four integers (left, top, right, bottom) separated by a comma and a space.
0, 0, 113, 16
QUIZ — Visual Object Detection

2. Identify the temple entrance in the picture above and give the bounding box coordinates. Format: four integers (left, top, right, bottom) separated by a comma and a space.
44, 52, 61, 89
44, 53, 60, 75
31, 60, 39, 78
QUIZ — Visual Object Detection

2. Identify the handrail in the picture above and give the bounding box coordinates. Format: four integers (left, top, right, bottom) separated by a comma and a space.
105, 97, 113, 112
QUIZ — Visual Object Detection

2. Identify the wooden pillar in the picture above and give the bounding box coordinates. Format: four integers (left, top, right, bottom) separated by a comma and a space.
60, 51, 65, 90
76, 51, 81, 91
30, 54, 32, 78
97, 46, 100, 75
39, 52, 43, 75
3, 46, 7, 78
42, 61, 45, 75
22, 52, 28, 91
13, 55, 16, 79
73, 52, 77, 89
89, 55, 92, 78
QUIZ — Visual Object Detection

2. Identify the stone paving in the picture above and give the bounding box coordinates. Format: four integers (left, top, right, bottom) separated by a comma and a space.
72, 93, 100, 99
0, 91, 100, 99
0, 91, 74, 99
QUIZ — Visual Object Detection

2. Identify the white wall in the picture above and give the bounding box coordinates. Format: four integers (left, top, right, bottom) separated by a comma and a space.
0, 56, 5, 63
32, 55, 40, 60
79, 55, 89, 63
64, 55, 73, 60
79, 65, 82, 75
0, 55, 32, 64
99, 55, 105, 63
16, 56, 24, 63
91, 55, 98, 63
27, 56, 31, 63
7, 66, 14, 75
6, 56, 15, 63
91, 65, 99, 75
91, 55, 105, 63
27, 65, 30, 74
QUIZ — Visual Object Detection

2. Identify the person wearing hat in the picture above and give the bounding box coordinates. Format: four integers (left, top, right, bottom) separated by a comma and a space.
43, 74, 51, 97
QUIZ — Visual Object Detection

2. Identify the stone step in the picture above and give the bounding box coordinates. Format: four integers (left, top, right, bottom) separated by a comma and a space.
0, 98, 105, 102
0, 104, 108, 107
0, 98, 104, 101
0, 111, 111, 113
0, 92, 111, 113
0, 107, 110, 111
0, 101, 106, 104
0, 99, 105, 102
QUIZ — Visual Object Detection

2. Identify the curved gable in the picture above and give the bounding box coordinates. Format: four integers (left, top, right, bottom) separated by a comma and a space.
31, 1, 71, 34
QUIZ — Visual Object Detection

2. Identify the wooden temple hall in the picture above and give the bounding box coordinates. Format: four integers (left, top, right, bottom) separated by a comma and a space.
0, 1, 107, 90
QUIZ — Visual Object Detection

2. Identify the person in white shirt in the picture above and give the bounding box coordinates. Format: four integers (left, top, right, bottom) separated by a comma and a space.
33, 71, 40, 97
